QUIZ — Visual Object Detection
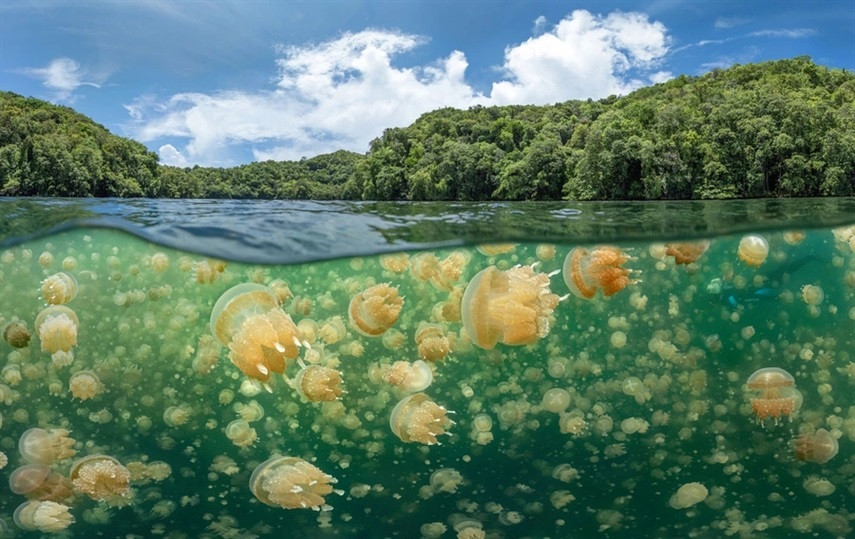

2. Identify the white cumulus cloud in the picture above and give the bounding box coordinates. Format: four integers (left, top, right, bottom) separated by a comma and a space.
158, 144, 188, 167
23, 57, 102, 100
128, 10, 671, 166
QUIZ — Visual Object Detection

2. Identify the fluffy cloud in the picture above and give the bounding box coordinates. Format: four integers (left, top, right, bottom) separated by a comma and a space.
130, 10, 670, 166
158, 144, 188, 167
491, 10, 669, 105
23, 57, 101, 100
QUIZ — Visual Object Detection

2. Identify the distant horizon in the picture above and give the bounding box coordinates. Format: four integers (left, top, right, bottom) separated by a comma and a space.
2, 1, 853, 168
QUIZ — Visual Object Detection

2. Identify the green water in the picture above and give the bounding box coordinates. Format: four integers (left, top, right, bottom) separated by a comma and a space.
0, 223, 853, 538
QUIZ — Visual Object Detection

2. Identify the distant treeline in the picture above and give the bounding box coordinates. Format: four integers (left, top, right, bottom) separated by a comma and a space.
1, 56, 853, 200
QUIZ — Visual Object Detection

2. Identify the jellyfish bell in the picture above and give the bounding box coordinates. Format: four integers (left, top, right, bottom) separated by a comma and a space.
210, 283, 303, 383
34, 305, 78, 355
41, 272, 78, 305
794, 428, 839, 464
415, 322, 452, 361
563, 246, 638, 299
249, 456, 340, 511
13, 500, 75, 533
2, 320, 30, 348
664, 241, 710, 265
462, 264, 561, 350
348, 283, 403, 337
9, 464, 73, 502
389, 392, 453, 445
69, 370, 103, 401
382, 360, 434, 394
737, 235, 769, 267
746, 367, 800, 424
800, 284, 824, 306
18, 428, 76, 465
291, 364, 343, 402
69, 454, 132, 506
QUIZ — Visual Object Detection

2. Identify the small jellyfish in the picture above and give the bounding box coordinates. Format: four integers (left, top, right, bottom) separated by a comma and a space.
475, 243, 517, 256
69, 370, 103, 400
19, 428, 76, 465
541, 388, 571, 414
415, 322, 452, 361
34, 305, 78, 355
150, 252, 169, 271
348, 283, 403, 336
225, 419, 257, 448
462, 264, 561, 349
803, 475, 835, 496
379, 253, 409, 273
381, 360, 433, 394
664, 241, 710, 265
9, 464, 73, 502
669, 482, 708, 509
210, 283, 303, 383
195, 259, 226, 284
318, 316, 347, 345
291, 364, 343, 402
563, 246, 638, 299
737, 235, 769, 267
793, 428, 839, 464
746, 367, 800, 424
2, 320, 31, 348
13, 500, 74, 533
389, 392, 453, 445
800, 284, 824, 306
249, 456, 339, 511
69, 454, 132, 506
41, 272, 78, 305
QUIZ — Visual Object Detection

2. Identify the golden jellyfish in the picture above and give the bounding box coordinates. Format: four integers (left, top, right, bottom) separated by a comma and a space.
669, 482, 708, 509
390, 392, 453, 445
225, 419, 257, 448
431, 251, 471, 291
409, 252, 440, 282
318, 316, 347, 345
737, 235, 769, 267
783, 231, 805, 245
664, 240, 710, 265
415, 322, 452, 361
268, 279, 292, 305
475, 243, 517, 256
9, 464, 73, 502
563, 246, 638, 299
18, 428, 76, 465
70, 454, 132, 506
195, 259, 226, 284
803, 476, 835, 496
291, 364, 343, 402
210, 283, 303, 383
13, 500, 74, 533
379, 253, 409, 273
746, 367, 800, 423
34, 305, 78, 356
348, 283, 403, 336
794, 428, 839, 464
69, 370, 103, 401
541, 388, 572, 414
801, 284, 824, 306
249, 456, 339, 511
2, 320, 30, 348
461, 264, 560, 350
41, 272, 78, 305
382, 360, 434, 393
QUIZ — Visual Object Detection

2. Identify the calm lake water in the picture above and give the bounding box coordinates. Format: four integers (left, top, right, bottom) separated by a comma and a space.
0, 198, 853, 538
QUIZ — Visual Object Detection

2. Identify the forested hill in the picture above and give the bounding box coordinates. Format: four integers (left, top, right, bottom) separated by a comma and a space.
2, 57, 853, 200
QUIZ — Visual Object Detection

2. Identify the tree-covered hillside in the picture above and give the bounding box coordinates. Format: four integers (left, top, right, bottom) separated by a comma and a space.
1, 57, 853, 199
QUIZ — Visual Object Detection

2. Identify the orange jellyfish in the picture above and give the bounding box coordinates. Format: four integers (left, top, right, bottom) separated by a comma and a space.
41, 272, 78, 305
737, 235, 769, 267
348, 283, 403, 337
195, 259, 226, 284
563, 246, 638, 299
390, 393, 453, 445
746, 367, 800, 424
461, 264, 561, 350
290, 363, 343, 402
382, 360, 434, 393
415, 322, 452, 361
664, 241, 710, 265
475, 243, 517, 256
9, 464, 73, 502
69, 454, 132, 506
249, 456, 339, 511
210, 283, 303, 384
793, 428, 839, 464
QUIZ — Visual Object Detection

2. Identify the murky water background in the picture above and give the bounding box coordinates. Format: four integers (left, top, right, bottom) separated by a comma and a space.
0, 200, 853, 538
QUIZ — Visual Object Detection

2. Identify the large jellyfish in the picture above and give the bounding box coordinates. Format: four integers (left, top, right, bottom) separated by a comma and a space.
69, 454, 132, 506
348, 283, 403, 336
210, 283, 303, 384
746, 367, 800, 424
461, 264, 561, 350
563, 246, 638, 299
249, 456, 340, 511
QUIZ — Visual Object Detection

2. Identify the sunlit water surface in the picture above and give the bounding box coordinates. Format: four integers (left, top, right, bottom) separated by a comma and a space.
0, 199, 853, 538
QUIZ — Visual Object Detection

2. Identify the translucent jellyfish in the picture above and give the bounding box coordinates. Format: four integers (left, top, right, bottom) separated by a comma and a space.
249, 456, 339, 511
379, 253, 409, 273
737, 235, 769, 267
794, 428, 839, 464
195, 259, 226, 283
669, 482, 708, 509
803, 476, 835, 496
541, 388, 572, 413
69, 370, 103, 400
415, 322, 452, 361
70, 454, 132, 506
746, 367, 800, 423
800, 284, 824, 306
13, 500, 74, 533
462, 264, 561, 350
225, 419, 257, 448
34, 305, 78, 355
210, 283, 303, 383
2, 320, 30, 348
318, 316, 347, 345
150, 252, 169, 271
664, 240, 710, 265
389, 393, 453, 445
563, 246, 638, 299
18, 428, 76, 465
291, 364, 343, 402
9, 464, 73, 502
381, 360, 433, 393
348, 283, 403, 336
41, 272, 78, 305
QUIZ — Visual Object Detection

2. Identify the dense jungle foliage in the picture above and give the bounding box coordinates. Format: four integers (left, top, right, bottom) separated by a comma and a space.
1, 57, 853, 199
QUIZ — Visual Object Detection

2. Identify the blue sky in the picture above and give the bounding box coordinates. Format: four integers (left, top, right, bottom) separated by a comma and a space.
1, 0, 853, 167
